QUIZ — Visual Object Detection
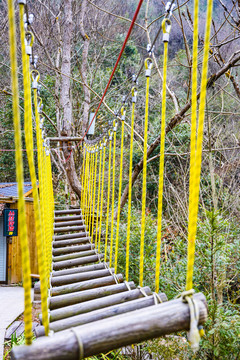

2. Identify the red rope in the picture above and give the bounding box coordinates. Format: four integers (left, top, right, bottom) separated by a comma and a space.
65, 0, 144, 161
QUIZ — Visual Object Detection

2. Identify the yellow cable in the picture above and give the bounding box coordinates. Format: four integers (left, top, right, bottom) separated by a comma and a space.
91, 147, 98, 243
155, 20, 171, 293
186, 0, 213, 291
7, 0, 32, 345
98, 139, 106, 251
139, 59, 152, 287
104, 133, 112, 261
95, 145, 103, 248
109, 124, 117, 267
114, 112, 125, 273
33, 87, 49, 335
83, 149, 89, 223
126, 87, 137, 281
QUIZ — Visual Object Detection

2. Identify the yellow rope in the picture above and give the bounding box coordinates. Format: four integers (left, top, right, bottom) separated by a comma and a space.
81, 146, 86, 210
114, 112, 125, 273
89, 146, 95, 236
86, 149, 93, 230
33, 86, 49, 336
91, 147, 98, 242
155, 20, 171, 293
126, 87, 137, 281
98, 140, 106, 251
7, 0, 32, 345
186, 0, 213, 291
83, 149, 89, 223
109, 123, 117, 267
85, 150, 90, 225
139, 59, 152, 287
95, 145, 103, 248
104, 133, 112, 261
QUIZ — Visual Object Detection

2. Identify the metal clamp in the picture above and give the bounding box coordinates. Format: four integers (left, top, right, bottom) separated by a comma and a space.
165, 1, 175, 18
108, 129, 113, 141
37, 97, 43, 114
131, 86, 137, 103
121, 106, 126, 121
113, 119, 118, 132
25, 31, 34, 56
31, 69, 40, 89
162, 18, 172, 43
145, 58, 153, 77
147, 43, 155, 56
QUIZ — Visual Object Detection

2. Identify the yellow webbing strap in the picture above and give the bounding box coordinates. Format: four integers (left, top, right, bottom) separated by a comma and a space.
95, 145, 103, 248
98, 140, 106, 251
7, 0, 32, 345
91, 147, 98, 242
109, 124, 117, 267
114, 113, 125, 273
186, 0, 213, 291
155, 20, 171, 293
33, 86, 50, 335
126, 87, 137, 281
104, 133, 112, 261
85, 150, 90, 225
81, 146, 86, 210
139, 59, 152, 287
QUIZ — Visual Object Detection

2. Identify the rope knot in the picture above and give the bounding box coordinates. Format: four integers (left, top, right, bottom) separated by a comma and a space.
181, 289, 201, 353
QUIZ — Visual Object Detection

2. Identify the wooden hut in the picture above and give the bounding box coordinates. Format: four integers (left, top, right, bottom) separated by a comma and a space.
0, 183, 38, 284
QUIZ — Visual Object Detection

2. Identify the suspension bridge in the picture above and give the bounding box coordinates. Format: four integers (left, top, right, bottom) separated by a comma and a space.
6, 0, 213, 358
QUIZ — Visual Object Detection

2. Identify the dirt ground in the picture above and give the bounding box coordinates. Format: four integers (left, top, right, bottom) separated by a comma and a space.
4, 302, 42, 360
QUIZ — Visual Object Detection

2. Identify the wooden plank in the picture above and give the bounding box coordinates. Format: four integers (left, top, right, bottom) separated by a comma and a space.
52, 254, 103, 271
36, 290, 167, 336
49, 282, 136, 310
52, 244, 94, 256
53, 250, 96, 263
51, 268, 115, 286
11, 294, 208, 360
54, 220, 84, 228
54, 209, 82, 215
52, 263, 106, 277
53, 237, 91, 248
54, 215, 83, 222
48, 286, 153, 322
5, 321, 22, 340
54, 232, 89, 241
50, 274, 123, 296
54, 226, 86, 234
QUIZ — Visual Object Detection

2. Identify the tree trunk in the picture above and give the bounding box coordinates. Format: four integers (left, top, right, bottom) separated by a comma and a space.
60, 0, 81, 199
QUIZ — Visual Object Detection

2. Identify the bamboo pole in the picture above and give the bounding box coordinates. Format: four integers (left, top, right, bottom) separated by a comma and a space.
53, 250, 96, 263
52, 244, 94, 256
54, 232, 89, 241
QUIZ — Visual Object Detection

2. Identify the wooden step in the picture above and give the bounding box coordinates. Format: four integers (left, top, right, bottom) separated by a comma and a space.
53, 237, 91, 248
54, 209, 82, 215
49, 281, 136, 310
54, 225, 86, 233
52, 243, 94, 256
50, 274, 123, 296
52, 263, 106, 277
37, 290, 166, 336
54, 220, 84, 228
47, 286, 154, 322
54, 232, 89, 241
54, 215, 83, 222
51, 268, 115, 287
53, 250, 97, 263
52, 254, 103, 271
